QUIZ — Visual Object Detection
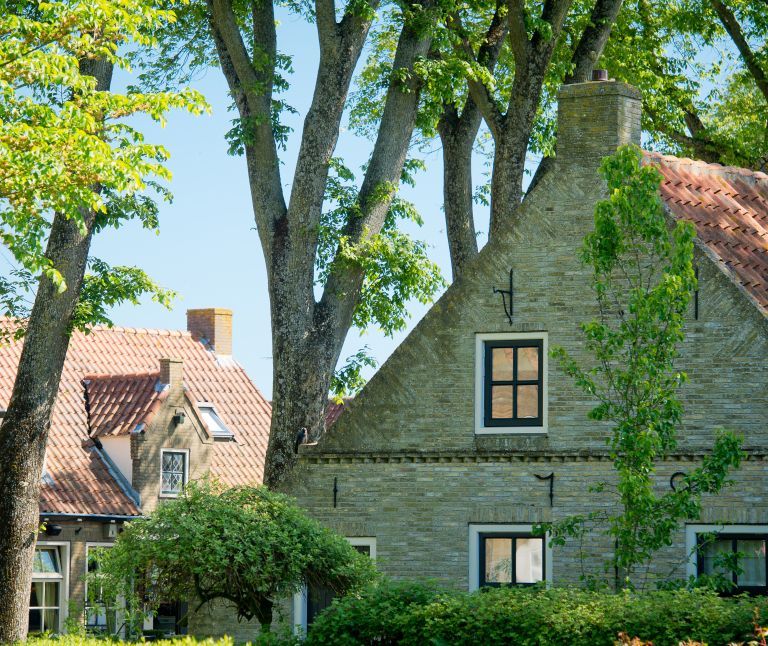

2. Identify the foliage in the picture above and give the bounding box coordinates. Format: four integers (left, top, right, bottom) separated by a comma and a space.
330, 346, 377, 403
604, 0, 768, 171
0, 0, 207, 324
543, 145, 743, 581
317, 158, 445, 338
94, 480, 376, 635
307, 582, 768, 646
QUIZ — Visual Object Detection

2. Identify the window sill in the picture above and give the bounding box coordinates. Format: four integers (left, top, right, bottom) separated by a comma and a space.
475, 427, 547, 435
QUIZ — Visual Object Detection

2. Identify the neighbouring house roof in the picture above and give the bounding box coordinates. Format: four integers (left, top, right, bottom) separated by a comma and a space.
84, 372, 165, 438
0, 321, 272, 517
645, 151, 768, 316
325, 398, 352, 427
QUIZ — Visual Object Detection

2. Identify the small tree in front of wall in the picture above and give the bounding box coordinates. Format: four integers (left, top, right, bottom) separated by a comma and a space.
94, 480, 376, 636
541, 145, 744, 587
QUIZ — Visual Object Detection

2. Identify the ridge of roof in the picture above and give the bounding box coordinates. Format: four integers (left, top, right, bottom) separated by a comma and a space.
643, 150, 768, 184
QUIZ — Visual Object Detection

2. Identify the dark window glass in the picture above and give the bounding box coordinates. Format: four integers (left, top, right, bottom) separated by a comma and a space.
697, 534, 768, 594
483, 340, 543, 427
479, 534, 544, 587
306, 542, 374, 627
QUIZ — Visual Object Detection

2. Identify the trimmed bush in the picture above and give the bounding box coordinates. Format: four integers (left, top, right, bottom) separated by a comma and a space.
306, 583, 768, 646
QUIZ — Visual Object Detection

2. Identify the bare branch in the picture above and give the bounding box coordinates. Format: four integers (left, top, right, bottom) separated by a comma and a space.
507, 0, 529, 67
315, 0, 338, 51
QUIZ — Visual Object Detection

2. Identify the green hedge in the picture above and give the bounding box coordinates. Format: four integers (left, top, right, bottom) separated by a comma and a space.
306, 582, 768, 646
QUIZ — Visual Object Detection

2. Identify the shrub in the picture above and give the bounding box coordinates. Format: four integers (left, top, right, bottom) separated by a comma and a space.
306, 583, 768, 646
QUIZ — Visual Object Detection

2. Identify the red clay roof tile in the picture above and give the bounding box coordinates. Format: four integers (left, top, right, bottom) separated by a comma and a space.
0, 321, 271, 516
644, 151, 768, 315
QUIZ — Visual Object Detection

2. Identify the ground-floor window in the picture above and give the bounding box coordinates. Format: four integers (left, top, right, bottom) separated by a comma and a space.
294, 537, 376, 634
686, 524, 768, 595
29, 544, 68, 634
85, 544, 119, 634
469, 524, 550, 591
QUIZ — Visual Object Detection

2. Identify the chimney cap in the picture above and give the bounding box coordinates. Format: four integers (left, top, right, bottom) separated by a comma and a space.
591, 69, 609, 82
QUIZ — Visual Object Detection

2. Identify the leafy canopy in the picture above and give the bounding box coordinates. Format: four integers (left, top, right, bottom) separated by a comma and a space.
0, 0, 207, 325
542, 146, 743, 583
94, 480, 377, 633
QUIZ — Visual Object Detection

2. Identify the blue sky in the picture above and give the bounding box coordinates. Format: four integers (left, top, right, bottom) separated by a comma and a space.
90, 8, 511, 399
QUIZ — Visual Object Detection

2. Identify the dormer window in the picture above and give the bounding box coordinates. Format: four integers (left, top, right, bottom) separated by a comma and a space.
475, 333, 548, 434
160, 449, 188, 497
197, 403, 234, 441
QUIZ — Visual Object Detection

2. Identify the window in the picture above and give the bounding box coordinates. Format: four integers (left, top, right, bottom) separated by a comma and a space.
475, 333, 547, 433
687, 525, 768, 595
29, 545, 68, 634
85, 545, 118, 634
160, 449, 188, 497
197, 403, 234, 441
293, 537, 376, 634
469, 525, 550, 591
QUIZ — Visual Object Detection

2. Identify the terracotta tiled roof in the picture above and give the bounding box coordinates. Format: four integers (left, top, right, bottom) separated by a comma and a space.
325, 398, 352, 427
645, 151, 768, 315
0, 321, 272, 516
84, 372, 165, 437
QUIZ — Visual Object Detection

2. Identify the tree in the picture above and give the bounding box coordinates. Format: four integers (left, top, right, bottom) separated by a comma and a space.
132, 0, 446, 488
0, 1, 205, 640
541, 146, 744, 586
351, 0, 627, 279
604, 0, 768, 172
95, 481, 376, 635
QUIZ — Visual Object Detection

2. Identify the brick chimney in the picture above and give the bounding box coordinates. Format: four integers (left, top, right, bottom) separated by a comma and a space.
160, 357, 183, 391
186, 308, 233, 356
556, 75, 642, 167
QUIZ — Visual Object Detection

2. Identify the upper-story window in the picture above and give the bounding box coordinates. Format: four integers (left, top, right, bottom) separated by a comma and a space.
475, 333, 547, 434
160, 449, 188, 497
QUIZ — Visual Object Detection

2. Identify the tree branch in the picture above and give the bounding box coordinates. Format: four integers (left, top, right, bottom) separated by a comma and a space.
566, 0, 625, 83
710, 0, 768, 104
317, 0, 434, 352
206, 0, 286, 260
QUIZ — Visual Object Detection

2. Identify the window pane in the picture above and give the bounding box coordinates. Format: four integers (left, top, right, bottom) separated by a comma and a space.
353, 545, 371, 556
491, 386, 514, 419
43, 581, 59, 607
517, 385, 539, 419
28, 609, 42, 633
515, 538, 543, 583
30, 581, 41, 607
738, 539, 766, 587
517, 347, 539, 381
42, 608, 59, 632
491, 348, 514, 381
699, 538, 731, 576
33, 548, 59, 574
484, 538, 513, 583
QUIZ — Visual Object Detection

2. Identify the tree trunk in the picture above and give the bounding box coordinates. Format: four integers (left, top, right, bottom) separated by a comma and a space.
438, 102, 481, 281
0, 59, 111, 643
255, 597, 273, 633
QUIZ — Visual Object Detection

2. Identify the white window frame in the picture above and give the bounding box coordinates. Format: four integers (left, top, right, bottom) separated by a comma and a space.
475, 332, 548, 435
31, 541, 70, 634
159, 448, 189, 498
685, 523, 768, 580
469, 524, 552, 591
293, 537, 376, 636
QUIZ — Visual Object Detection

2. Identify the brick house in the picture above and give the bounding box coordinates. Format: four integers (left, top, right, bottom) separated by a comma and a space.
0, 308, 271, 636
283, 78, 768, 630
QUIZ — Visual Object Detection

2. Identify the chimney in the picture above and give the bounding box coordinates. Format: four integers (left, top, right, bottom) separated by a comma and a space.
556, 74, 642, 167
160, 357, 183, 391
186, 308, 233, 356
